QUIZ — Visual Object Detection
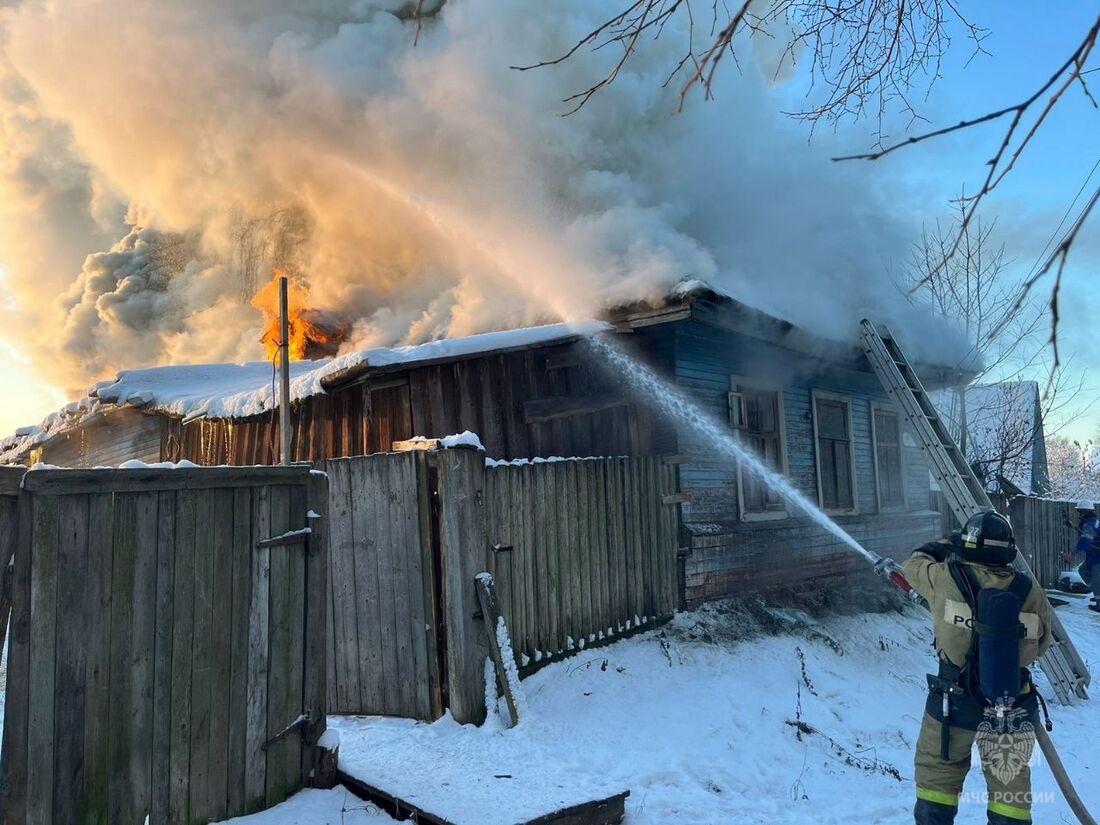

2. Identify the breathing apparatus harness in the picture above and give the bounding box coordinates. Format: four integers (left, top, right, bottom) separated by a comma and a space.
925, 513, 1054, 759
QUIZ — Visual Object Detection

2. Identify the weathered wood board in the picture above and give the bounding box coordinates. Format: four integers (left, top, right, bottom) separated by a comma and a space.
0, 465, 328, 825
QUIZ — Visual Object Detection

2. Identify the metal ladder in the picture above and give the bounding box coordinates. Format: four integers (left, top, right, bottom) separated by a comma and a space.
859, 319, 1091, 705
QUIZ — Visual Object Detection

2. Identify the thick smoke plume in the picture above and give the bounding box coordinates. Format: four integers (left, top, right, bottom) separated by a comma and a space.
0, 0, 965, 398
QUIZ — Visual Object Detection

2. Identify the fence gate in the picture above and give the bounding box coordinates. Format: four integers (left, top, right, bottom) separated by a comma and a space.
324, 451, 442, 719
0, 465, 329, 825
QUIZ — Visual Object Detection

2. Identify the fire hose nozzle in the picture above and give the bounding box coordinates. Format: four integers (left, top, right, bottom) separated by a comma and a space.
872, 556, 926, 606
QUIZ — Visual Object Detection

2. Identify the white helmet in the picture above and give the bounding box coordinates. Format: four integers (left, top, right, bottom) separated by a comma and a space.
1076, 500, 1095, 511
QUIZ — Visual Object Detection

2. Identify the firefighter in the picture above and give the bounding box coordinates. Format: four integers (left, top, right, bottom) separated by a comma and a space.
1065, 500, 1100, 612
903, 512, 1053, 825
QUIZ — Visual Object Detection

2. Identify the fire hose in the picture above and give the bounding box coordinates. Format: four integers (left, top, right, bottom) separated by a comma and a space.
867, 553, 1097, 825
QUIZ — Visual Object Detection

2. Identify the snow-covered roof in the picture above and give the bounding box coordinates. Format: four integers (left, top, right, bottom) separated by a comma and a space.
933, 381, 1045, 495
0, 321, 608, 464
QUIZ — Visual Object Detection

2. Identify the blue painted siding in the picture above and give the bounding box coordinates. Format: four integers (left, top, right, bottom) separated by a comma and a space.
663, 320, 941, 602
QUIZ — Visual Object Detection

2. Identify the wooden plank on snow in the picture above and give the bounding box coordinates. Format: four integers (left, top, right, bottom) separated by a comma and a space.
475, 574, 520, 727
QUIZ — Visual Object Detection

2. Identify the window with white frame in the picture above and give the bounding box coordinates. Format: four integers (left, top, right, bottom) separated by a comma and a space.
730, 378, 787, 518
812, 392, 857, 512
872, 405, 906, 510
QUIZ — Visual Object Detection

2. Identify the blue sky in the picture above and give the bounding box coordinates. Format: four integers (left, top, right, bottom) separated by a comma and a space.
0, 2, 1096, 443
824, 0, 1100, 441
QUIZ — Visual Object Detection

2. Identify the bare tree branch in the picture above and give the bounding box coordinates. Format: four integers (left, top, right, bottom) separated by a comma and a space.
515, 0, 980, 125
836, 15, 1099, 288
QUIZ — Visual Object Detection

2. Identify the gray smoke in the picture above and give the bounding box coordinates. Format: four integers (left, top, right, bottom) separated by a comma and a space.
0, 0, 967, 396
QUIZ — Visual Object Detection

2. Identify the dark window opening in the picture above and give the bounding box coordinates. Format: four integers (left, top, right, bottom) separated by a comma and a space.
815, 396, 854, 511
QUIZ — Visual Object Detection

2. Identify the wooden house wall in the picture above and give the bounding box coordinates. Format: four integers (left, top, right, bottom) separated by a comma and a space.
39, 408, 163, 469
169, 340, 671, 467
669, 321, 941, 604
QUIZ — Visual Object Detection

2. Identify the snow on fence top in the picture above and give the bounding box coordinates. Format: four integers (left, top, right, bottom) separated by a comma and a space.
0, 320, 608, 464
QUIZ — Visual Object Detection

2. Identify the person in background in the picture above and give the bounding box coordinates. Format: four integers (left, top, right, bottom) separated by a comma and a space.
1066, 500, 1100, 613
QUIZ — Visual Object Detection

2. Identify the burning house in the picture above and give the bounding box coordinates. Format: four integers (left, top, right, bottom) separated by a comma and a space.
1, 284, 970, 604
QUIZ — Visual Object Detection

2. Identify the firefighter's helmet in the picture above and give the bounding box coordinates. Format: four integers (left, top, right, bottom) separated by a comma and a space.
958, 511, 1016, 566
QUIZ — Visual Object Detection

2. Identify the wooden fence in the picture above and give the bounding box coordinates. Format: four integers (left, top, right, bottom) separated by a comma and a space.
324, 451, 442, 720
935, 490, 1080, 589
323, 449, 681, 721
1010, 496, 1080, 589
0, 465, 329, 825
484, 457, 680, 672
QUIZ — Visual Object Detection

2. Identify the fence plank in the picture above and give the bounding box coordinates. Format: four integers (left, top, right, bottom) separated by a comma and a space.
285, 484, 308, 795
266, 484, 291, 807
644, 458, 660, 619
227, 487, 251, 814
1, 490, 33, 822
373, 459, 401, 716
350, 458, 384, 714
107, 494, 138, 825
169, 489, 197, 823
53, 494, 89, 825
577, 462, 594, 647
507, 467, 528, 667
598, 466, 616, 638
391, 455, 415, 721
81, 493, 115, 825
326, 459, 360, 713
437, 448, 489, 724
533, 464, 552, 658
28, 494, 60, 825
151, 490, 177, 824
521, 465, 539, 662
207, 489, 235, 820
245, 485, 270, 810
607, 460, 624, 634
189, 489, 216, 821
416, 451, 444, 719
129, 492, 159, 821
303, 469, 330, 781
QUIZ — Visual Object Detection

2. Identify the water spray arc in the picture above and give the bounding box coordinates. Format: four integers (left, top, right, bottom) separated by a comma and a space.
582, 334, 921, 601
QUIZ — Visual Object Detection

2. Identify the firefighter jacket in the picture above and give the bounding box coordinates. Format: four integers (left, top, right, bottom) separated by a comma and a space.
1077, 514, 1100, 563
903, 539, 1053, 670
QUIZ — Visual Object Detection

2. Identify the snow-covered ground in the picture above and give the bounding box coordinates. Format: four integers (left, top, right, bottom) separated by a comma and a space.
322, 592, 1097, 825
211, 787, 396, 824
216, 589, 1100, 825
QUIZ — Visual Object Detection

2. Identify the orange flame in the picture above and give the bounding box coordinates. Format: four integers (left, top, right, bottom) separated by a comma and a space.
252, 269, 347, 360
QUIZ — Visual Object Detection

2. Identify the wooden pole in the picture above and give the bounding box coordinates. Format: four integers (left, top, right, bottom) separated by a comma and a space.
279, 276, 292, 466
